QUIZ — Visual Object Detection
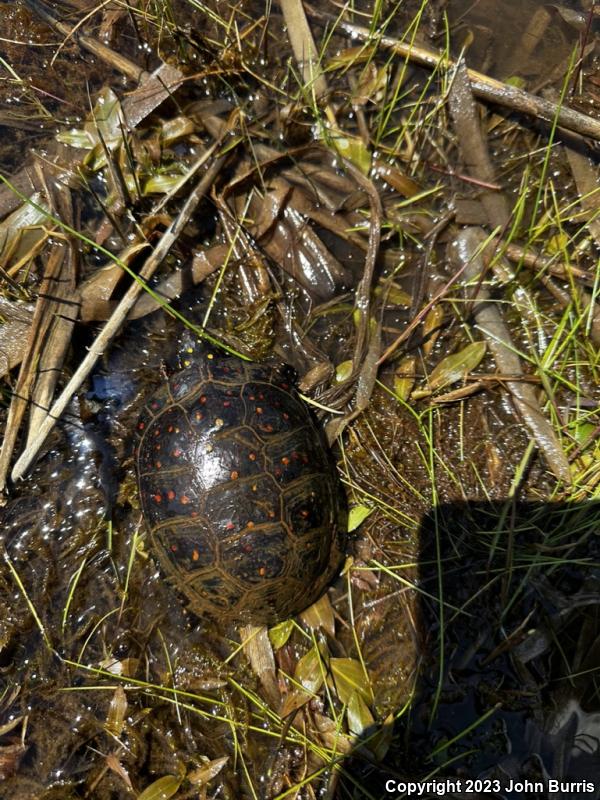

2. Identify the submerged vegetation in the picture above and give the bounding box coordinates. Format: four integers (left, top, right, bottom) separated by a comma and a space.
0, 0, 599, 798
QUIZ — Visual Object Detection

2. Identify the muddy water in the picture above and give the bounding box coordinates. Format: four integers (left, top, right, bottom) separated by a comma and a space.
446, 0, 584, 81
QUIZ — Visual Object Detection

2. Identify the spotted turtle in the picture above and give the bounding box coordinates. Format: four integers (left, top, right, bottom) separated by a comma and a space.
135, 353, 346, 624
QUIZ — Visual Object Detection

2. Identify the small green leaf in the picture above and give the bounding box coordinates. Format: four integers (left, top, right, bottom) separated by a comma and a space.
143, 174, 184, 195
0, 192, 49, 266
295, 645, 325, 695
352, 63, 388, 106
300, 594, 335, 635
330, 131, 372, 175
84, 142, 109, 171
428, 341, 486, 391
269, 619, 294, 649
280, 687, 311, 717
422, 304, 444, 356
335, 360, 353, 382
280, 646, 326, 716
137, 775, 182, 800
161, 115, 195, 145
386, 285, 412, 307
545, 232, 569, 255
505, 75, 526, 89
85, 86, 124, 150
348, 505, 372, 532
56, 128, 94, 149
567, 419, 595, 447
347, 690, 374, 737
105, 686, 127, 737
188, 756, 229, 786
393, 356, 416, 401
330, 658, 372, 705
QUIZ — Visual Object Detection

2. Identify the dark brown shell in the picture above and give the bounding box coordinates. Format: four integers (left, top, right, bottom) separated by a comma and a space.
135, 354, 346, 624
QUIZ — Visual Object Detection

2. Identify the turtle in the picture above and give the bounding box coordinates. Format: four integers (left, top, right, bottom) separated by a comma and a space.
135, 352, 346, 624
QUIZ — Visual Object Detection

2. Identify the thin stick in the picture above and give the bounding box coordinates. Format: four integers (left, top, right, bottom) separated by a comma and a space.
448, 59, 511, 228
11, 150, 225, 481
448, 227, 571, 484
278, 0, 329, 99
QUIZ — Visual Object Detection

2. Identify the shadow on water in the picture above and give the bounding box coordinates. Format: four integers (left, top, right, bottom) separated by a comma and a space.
341, 499, 600, 800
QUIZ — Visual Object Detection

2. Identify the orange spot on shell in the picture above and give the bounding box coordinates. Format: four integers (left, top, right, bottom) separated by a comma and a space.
231, 471, 239, 480
192, 549, 200, 561
256, 407, 263, 414
181, 495, 191, 504
152, 493, 162, 503
281, 456, 290, 465
247, 521, 255, 529
249, 453, 256, 461
258, 566, 266, 576
172, 448, 182, 457
167, 490, 176, 501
